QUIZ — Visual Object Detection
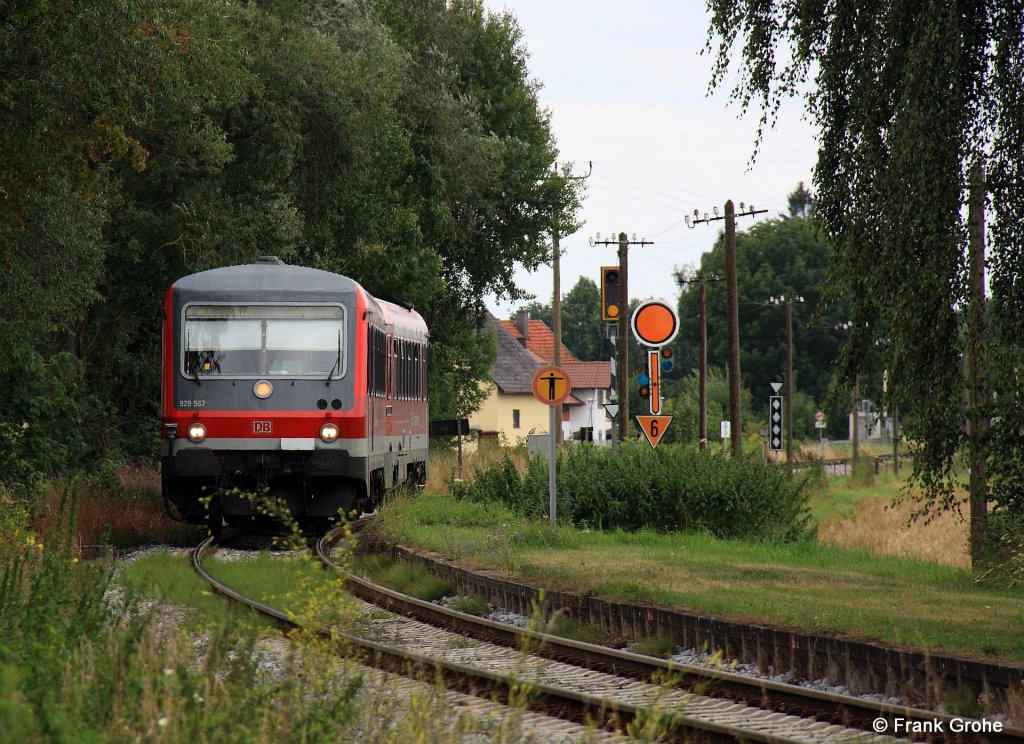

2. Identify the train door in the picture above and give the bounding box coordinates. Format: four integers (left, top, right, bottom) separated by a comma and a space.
369, 324, 375, 453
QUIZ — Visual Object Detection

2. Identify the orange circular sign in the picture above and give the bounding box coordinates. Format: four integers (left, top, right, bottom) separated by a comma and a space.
531, 365, 572, 406
631, 300, 679, 347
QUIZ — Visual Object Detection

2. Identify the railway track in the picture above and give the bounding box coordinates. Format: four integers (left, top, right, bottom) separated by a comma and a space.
193, 530, 787, 741
315, 522, 1022, 744
193, 529, 886, 742
191, 524, 1017, 742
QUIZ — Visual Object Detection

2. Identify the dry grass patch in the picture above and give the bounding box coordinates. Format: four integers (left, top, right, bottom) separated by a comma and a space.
427, 441, 530, 492
32, 467, 194, 550
818, 493, 970, 568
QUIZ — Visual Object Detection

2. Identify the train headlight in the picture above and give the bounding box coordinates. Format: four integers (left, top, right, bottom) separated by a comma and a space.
187, 423, 207, 443
253, 380, 273, 399
320, 423, 340, 442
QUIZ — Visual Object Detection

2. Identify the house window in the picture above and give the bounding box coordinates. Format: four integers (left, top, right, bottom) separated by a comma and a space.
512, 409, 521, 429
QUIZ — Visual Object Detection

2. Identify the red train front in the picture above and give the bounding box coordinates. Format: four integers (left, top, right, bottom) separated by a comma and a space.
161, 257, 428, 531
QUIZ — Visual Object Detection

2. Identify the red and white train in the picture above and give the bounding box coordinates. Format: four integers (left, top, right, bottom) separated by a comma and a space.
161, 257, 428, 530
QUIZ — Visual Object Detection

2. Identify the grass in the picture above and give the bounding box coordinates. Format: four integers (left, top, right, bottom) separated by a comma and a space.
118, 550, 267, 629
121, 548, 365, 627
352, 554, 453, 601
32, 467, 201, 550
376, 492, 1024, 661
427, 439, 529, 493
809, 471, 904, 526
811, 471, 971, 568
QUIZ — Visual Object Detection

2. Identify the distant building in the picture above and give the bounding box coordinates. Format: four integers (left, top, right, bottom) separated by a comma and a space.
468, 311, 612, 445
850, 400, 895, 441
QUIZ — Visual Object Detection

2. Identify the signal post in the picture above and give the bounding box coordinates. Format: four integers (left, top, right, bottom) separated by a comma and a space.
631, 300, 678, 448
593, 232, 653, 445
532, 365, 572, 529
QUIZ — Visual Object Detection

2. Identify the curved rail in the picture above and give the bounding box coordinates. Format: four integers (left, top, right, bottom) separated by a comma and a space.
317, 524, 1024, 743
191, 531, 791, 743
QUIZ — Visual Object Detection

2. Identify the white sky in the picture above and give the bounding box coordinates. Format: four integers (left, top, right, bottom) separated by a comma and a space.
482, 0, 819, 318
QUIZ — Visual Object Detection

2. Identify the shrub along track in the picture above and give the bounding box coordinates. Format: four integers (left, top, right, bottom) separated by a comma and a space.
193, 528, 893, 743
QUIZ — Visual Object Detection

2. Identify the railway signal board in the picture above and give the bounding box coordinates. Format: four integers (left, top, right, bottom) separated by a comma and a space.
636, 415, 672, 449
531, 365, 572, 406
630, 300, 679, 347
769, 395, 784, 451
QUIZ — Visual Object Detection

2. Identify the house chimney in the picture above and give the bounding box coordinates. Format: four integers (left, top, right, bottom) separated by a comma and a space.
515, 309, 530, 340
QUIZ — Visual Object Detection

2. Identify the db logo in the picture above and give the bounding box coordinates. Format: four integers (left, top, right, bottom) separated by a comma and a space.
252, 420, 273, 434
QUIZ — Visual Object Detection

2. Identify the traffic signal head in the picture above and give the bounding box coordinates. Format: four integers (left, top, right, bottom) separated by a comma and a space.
660, 347, 673, 359
601, 266, 621, 322
638, 385, 650, 398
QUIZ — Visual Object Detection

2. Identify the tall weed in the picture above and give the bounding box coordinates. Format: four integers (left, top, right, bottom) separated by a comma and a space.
451, 443, 811, 541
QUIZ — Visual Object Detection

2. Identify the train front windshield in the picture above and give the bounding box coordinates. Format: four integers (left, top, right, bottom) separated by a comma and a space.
183, 304, 345, 378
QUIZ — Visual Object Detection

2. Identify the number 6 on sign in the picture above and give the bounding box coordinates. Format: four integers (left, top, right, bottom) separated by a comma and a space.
636, 415, 672, 448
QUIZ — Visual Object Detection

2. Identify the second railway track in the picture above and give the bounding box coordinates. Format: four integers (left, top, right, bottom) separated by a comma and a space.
315, 521, 1022, 743
190, 523, 1019, 742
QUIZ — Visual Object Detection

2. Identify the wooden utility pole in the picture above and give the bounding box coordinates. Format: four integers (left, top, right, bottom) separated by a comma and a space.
550, 161, 590, 445
852, 377, 859, 466
676, 271, 722, 451
591, 230, 653, 444
617, 232, 630, 443
834, 321, 858, 467
892, 401, 900, 474
724, 201, 742, 455
767, 295, 803, 473
552, 218, 563, 444
785, 300, 794, 472
967, 165, 989, 565
688, 201, 766, 456
698, 278, 708, 450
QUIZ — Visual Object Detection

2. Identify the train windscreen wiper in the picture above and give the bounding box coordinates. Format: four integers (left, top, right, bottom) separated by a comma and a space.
325, 330, 341, 386
186, 330, 201, 386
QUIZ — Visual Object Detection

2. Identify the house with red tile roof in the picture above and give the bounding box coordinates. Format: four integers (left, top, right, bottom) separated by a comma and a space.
469, 311, 612, 445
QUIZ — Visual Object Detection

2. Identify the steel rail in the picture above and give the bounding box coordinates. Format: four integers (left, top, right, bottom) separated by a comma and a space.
191, 531, 794, 743
318, 524, 1023, 744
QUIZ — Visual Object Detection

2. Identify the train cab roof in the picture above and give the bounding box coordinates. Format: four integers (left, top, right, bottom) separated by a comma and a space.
367, 296, 429, 338
174, 257, 359, 295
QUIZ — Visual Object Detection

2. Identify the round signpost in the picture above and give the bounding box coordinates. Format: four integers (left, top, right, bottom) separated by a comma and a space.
531, 365, 572, 530
531, 365, 572, 407
630, 299, 679, 347
630, 301, 679, 448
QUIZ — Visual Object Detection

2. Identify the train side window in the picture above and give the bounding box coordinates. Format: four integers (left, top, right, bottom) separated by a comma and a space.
377, 329, 386, 396
396, 340, 401, 400
405, 341, 411, 400
397, 340, 404, 400
422, 346, 428, 400
379, 329, 385, 396
412, 344, 419, 401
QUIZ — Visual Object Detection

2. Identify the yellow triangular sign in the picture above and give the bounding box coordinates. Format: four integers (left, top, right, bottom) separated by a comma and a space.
636, 415, 672, 448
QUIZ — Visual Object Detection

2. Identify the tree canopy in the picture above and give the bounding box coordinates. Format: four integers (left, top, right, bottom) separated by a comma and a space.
0, 0, 580, 485
706, 0, 1024, 517
677, 215, 850, 438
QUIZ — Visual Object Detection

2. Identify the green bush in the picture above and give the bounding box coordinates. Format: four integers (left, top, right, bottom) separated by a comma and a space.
451, 443, 811, 541
0, 348, 93, 489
